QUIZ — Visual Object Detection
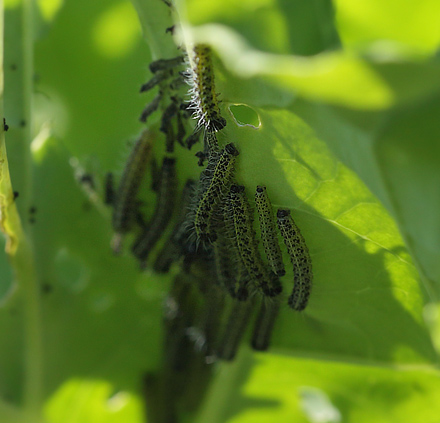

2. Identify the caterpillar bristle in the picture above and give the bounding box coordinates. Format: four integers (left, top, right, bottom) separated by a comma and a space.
185, 44, 226, 133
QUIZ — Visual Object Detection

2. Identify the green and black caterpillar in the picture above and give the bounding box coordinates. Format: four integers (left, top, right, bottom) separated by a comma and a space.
277, 208, 313, 311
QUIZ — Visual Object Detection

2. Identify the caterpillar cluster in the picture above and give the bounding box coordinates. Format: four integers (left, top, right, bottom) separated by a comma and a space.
98, 37, 313, 420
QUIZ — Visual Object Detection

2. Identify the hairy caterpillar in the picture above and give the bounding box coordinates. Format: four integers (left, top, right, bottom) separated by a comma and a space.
186, 44, 226, 133
225, 185, 282, 297
251, 298, 280, 351
255, 186, 285, 276
194, 143, 239, 244
277, 209, 312, 311
203, 130, 220, 158
111, 129, 153, 253
132, 157, 177, 266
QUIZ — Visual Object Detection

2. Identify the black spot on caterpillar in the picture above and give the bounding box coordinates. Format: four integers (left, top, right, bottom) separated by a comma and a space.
3, 118, 8, 132
13, 191, 19, 200
217, 299, 254, 361
255, 186, 285, 276
194, 143, 239, 244
111, 130, 153, 253
277, 209, 313, 311
251, 298, 280, 351
225, 185, 282, 298
132, 156, 177, 267
186, 44, 226, 132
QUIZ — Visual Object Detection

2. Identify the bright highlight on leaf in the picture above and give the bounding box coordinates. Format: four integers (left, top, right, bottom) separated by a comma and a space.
37, 0, 64, 21
44, 379, 143, 423
92, 2, 141, 58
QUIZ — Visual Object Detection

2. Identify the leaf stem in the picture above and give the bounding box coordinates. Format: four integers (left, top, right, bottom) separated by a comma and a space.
194, 348, 255, 423
130, 0, 181, 59
2, 0, 43, 421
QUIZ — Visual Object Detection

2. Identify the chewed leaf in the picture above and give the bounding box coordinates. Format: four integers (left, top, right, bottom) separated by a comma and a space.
220, 107, 437, 365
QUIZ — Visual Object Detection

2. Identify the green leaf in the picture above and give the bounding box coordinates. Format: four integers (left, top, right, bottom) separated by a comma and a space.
44, 379, 143, 423
198, 350, 440, 423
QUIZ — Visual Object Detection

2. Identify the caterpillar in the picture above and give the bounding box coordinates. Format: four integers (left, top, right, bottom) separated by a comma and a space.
225, 185, 282, 298
104, 172, 115, 206
194, 143, 239, 244
185, 129, 202, 151
159, 99, 180, 153
139, 92, 162, 123
251, 298, 280, 351
140, 70, 170, 93
111, 129, 153, 253
213, 224, 249, 301
176, 112, 186, 147
255, 186, 285, 276
149, 56, 184, 74
153, 179, 196, 273
216, 299, 254, 361
203, 130, 220, 157
186, 44, 226, 133
189, 282, 225, 358
276, 209, 312, 311
192, 132, 220, 167
163, 273, 199, 373
132, 156, 177, 267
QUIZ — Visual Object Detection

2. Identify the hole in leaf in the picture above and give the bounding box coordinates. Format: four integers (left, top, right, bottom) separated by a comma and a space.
229, 104, 261, 128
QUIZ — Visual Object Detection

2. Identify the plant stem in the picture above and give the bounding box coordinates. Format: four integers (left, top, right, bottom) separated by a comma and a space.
130, 0, 181, 59
4, 0, 33, 220
194, 348, 255, 423
2, 0, 43, 421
